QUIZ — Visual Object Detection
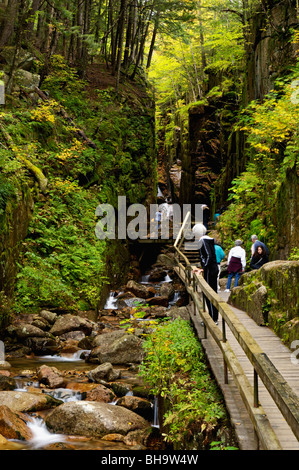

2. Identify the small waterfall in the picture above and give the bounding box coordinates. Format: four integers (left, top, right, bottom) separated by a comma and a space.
36, 349, 90, 362
44, 388, 82, 402
161, 274, 172, 283
104, 291, 118, 309
140, 274, 150, 284
26, 417, 66, 449
168, 291, 181, 306
152, 397, 159, 428
14, 378, 39, 392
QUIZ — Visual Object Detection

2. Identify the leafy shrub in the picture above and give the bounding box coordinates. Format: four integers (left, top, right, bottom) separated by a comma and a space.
139, 318, 227, 448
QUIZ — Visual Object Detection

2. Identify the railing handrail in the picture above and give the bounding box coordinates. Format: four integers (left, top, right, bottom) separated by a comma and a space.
174, 242, 299, 449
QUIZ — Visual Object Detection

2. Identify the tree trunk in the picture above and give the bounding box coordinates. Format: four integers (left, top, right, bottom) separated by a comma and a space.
115, 0, 127, 92
0, 0, 19, 49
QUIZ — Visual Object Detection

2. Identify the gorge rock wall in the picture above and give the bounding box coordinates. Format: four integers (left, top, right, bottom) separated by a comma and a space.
229, 261, 299, 347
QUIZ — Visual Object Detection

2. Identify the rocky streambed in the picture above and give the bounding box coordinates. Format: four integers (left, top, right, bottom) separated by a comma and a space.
0, 252, 189, 450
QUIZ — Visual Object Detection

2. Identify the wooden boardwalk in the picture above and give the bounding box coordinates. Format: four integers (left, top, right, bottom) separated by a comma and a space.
190, 290, 299, 450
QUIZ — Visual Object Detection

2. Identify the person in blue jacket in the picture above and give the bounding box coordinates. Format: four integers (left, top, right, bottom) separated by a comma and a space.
214, 242, 225, 291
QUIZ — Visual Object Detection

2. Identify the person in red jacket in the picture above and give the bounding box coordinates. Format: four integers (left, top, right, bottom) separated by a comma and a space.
224, 239, 246, 292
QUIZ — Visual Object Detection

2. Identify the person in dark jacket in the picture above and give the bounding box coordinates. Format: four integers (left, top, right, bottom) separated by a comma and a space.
250, 245, 269, 270
192, 223, 219, 324
225, 239, 246, 292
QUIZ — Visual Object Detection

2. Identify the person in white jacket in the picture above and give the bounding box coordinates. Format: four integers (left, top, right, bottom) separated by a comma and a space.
225, 240, 246, 292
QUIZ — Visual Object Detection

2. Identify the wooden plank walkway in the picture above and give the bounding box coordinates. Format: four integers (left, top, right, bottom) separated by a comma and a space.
191, 290, 299, 450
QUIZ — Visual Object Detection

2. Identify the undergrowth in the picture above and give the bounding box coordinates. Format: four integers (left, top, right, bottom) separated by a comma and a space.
139, 318, 232, 450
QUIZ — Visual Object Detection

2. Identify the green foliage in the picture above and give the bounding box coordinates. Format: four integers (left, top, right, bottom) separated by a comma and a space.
0, 177, 15, 215
42, 55, 87, 101
288, 248, 299, 261
218, 62, 299, 255
139, 318, 227, 448
13, 183, 107, 313
0, 53, 156, 316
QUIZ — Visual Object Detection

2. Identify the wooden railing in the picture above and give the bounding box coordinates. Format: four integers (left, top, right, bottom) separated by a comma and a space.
173, 214, 299, 450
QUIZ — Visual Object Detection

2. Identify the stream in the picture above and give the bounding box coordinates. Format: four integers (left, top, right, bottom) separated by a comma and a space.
4, 351, 159, 450
0, 259, 182, 451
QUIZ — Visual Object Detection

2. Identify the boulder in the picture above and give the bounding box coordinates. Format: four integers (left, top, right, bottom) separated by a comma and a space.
50, 314, 93, 336
37, 365, 67, 389
125, 280, 154, 299
24, 337, 60, 356
156, 253, 176, 268
45, 401, 150, 438
0, 405, 32, 441
85, 385, 116, 403
149, 269, 167, 282
59, 331, 85, 342
167, 306, 190, 321
12, 323, 49, 340
0, 391, 62, 412
87, 363, 121, 383
39, 310, 58, 324
116, 395, 153, 420
159, 282, 175, 299
15, 69, 40, 91
147, 296, 169, 307
0, 375, 16, 391
88, 331, 144, 365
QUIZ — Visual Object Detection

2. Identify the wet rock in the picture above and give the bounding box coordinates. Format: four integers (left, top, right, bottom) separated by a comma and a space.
58, 339, 81, 356
88, 331, 144, 365
0, 405, 32, 441
87, 363, 121, 383
11, 323, 50, 340
85, 385, 116, 403
39, 310, 58, 324
0, 376, 16, 391
24, 337, 60, 356
125, 280, 155, 299
45, 401, 150, 439
159, 282, 175, 299
0, 391, 62, 412
167, 305, 190, 321
31, 318, 49, 330
37, 365, 67, 389
78, 335, 94, 350
156, 253, 176, 268
123, 428, 152, 448
148, 269, 167, 282
109, 382, 131, 397
147, 296, 169, 307
50, 314, 94, 336
59, 331, 85, 342
119, 298, 148, 308
116, 395, 153, 420
0, 433, 8, 445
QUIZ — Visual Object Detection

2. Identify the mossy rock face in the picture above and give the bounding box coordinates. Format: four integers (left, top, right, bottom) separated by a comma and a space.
260, 261, 299, 320
229, 261, 299, 344
229, 281, 267, 326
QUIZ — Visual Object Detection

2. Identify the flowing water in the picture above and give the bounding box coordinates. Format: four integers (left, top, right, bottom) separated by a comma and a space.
1, 268, 179, 450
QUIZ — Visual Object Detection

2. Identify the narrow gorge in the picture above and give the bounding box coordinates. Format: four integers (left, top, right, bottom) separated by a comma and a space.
0, 0, 298, 454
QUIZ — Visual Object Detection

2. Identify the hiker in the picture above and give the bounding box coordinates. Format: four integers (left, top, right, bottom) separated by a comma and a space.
250, 234, 269, 258
192, 223, 219, 325
214, 242, 225, 291
225, 239, 246, 292
250, 245, 269, 270
155, 209, 161, 232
